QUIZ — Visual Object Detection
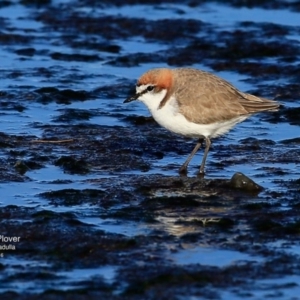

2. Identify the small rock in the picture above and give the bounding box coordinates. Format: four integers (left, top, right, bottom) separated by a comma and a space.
14, 160, 30, 175
229, 172, 263, 193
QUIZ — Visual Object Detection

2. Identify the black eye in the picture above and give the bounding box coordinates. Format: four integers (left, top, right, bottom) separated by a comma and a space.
147, 85, 154, 92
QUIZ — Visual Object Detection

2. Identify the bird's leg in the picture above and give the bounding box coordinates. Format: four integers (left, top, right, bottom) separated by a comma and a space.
179, 138, 203, 174
199, 137, 211, 175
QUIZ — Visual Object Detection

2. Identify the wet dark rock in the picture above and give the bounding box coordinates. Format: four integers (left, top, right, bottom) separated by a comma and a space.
120, 264, 248, 298
205, 0, 300, 11
55, 156, 90, 174
34, 88, 92, 104
254, 219, 283, 232
229, 172, 263, 193
14, 160, 30, 175
32, 210, 77, 220
279, 137, 300, 145
0, 33, 31, 44
222, 40, 298, 59
276, 149, 300, 163
256, 166, 287, 177
240, 137, 276, 146
212, 62, 269, 79
272, 83, 300, 100
101, 206, 157, 223
15, 48, 36, 56
94, 80, 134, 99
0, 1, 11, 8
51, 89, 91, 101
0, 133, 13, 148
70, 40, 121, 53
37, 12, 203, 43
253, 217, 300, 236
145, 195, 202, 208
239, 22, 290, 36
51, 52, 101, 62
106, 52, 165, 67
17, 158, 44, 172
53, 109, 96, 122
292, 178, 300, 186
20, 0, 51, 5
281, 107, 300, 125
35, 87, 59, 94
124, 115, 155, 125
0, 164, 28, 182
7, 71, 24, 79
212, 217, 235, 229
283, 220, 300, 235
39, 189, 105, 206
0, 100, 26, 112
242, 202, 275, 211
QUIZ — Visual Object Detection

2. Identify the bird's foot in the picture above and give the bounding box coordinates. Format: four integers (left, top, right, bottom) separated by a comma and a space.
197, 167, 205, 178
179, 165, 188, 176
197, 172, 205, 178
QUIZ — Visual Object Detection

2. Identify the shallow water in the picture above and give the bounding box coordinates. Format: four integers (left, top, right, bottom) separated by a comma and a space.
171, 246, 263, 267
0, 256, 117, 293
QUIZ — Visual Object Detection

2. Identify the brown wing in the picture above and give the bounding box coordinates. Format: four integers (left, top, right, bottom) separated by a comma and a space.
173, 68, 279, 125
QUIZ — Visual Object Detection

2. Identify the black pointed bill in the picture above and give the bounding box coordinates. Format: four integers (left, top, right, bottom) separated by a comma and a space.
124, 93, 140, 103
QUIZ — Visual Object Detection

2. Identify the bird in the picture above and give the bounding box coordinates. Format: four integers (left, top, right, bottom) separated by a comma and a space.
124, 67, 280, 175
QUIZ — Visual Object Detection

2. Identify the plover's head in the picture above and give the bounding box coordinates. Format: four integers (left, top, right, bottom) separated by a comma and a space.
124, 68, 174, 110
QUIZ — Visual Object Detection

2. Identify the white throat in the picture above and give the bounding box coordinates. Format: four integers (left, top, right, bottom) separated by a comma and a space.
136, 84, 167, 113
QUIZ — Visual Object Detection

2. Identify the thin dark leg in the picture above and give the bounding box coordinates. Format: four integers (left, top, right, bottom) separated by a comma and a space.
179, 138, 203, 174
199, 137, 211, 174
